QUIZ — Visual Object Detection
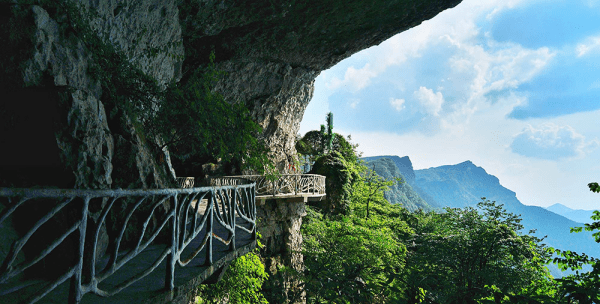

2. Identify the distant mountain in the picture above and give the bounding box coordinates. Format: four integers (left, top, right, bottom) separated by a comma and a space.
412, 160, 598, 260
362, 155, 441, 208
546, 203, 598, 224
363, 157, 433, 211
363, 155, 416, 182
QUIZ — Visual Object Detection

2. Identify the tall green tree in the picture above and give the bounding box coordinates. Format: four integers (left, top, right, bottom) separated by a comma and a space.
299, 207, 407, 304
403, 199, 554, 304
349, 164, 400, 219
196, 244, 269, 304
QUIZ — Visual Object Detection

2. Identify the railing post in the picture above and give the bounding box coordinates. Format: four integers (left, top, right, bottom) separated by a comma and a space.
231, 188, 236, 251
252, 184, 257, 240
206, 190, 214, 265
165, 194, 177, 291
69, 197, 89, 304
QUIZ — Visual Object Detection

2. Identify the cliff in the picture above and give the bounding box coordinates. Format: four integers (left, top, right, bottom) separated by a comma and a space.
0, 0, 462, 302
0, 0, 462, 188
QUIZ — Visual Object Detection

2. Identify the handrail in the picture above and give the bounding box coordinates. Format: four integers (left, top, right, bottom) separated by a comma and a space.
209, 174, 326, 197
0, 183, 256, 304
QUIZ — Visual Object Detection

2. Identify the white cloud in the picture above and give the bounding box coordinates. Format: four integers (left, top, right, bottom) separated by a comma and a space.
414, 87, 444, 116
349, 98, 360, 109
576, 35, 600, 57
510, 123, 599, 160
389, 98, 405, 111
328, 64, 377, 91
435, 39, 554, 132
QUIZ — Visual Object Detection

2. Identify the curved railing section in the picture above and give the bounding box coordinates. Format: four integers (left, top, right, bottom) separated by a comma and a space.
0, 183, 256, 304
209, 174, 326, 197
177, 177, 195, 188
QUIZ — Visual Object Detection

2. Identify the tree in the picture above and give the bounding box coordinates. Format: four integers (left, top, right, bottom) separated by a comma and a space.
349, 164, 400, 219
402, 199, 554, 304
299, 207, 406, 304
321, 112, 334, 154
551, 182, 600, 303
196, 236, 269, 304
309, 151, 357, 215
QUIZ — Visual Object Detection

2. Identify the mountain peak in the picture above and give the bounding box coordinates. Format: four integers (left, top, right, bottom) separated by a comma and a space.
458, 160, 475, 166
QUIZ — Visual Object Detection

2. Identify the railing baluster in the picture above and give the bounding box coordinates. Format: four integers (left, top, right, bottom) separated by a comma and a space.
231, 188, 236, 251
166, 194, 177, 291
208, 174, 325, 198
69, 197, 88, 304
207, 190, 214, 265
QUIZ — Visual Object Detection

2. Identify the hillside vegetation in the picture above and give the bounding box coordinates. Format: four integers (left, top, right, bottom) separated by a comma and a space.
199, 129, 600, 303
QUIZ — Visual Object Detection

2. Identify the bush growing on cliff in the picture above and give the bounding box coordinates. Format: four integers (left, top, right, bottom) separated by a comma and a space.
196, 235, 269, 304
196, 251, 269, 304
148, 51, 272, 176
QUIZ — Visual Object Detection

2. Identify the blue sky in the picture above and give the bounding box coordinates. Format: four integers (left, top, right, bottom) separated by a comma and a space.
300, 0, 600, 210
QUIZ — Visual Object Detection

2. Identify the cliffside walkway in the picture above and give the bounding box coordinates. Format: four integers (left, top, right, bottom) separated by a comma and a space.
0, 174, 325, 304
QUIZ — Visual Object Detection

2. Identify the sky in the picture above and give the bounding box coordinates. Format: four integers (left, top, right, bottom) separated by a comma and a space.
299, 0, 600, 210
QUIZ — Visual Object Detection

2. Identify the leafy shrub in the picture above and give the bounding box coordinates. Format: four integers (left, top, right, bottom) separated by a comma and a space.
196, 235, 269, 304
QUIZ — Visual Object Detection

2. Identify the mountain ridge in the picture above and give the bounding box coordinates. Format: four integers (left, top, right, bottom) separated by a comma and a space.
362, 157, 434, 211
546, 203, 598, 224
362, 155, 442, 207
364, 156, 598, 262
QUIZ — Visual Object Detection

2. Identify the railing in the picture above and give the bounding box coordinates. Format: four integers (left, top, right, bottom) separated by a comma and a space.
0, 183, 256, 304
209, 174, 326, 197
177, 177, 195, 188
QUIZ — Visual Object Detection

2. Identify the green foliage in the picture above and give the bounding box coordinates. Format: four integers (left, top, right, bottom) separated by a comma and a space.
300, 207, 407, 304
550, 183, 600, 303
589, 182, 600, 193
310, 151, 358, 215
150, 51, 271, 175
297, 126, 362, 215
196, 234, 269, 304
349, 164, 400, 219
296, 131, 359, 163
402, 199, 555, 303
324, 112, 334, 153
292, 128, 556, 303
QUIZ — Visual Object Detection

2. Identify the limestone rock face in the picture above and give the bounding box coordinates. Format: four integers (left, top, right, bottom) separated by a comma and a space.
1, 0, 461, 186
214, 61, 317, 171
180, 0, 462, 169
1, 0, 183, 189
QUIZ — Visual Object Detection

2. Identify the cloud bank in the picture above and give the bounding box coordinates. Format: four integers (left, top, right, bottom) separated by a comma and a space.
510, 123, 599, 160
